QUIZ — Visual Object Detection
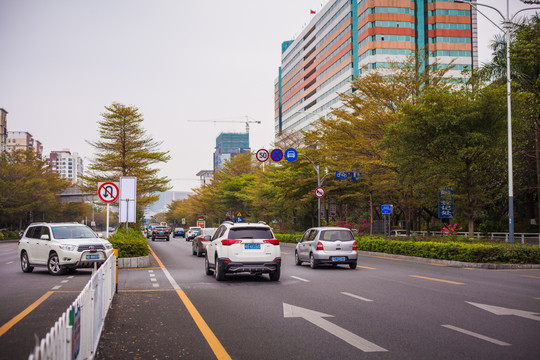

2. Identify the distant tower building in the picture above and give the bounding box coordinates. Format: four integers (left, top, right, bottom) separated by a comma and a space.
6, 131, 43, 158
49, 149, 84, 185
213, 132, 250, 170
0, 108, 7, 153
275, 0, 477, 134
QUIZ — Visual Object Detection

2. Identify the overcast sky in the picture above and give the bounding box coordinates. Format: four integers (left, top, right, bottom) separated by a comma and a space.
1, 0, 535, 192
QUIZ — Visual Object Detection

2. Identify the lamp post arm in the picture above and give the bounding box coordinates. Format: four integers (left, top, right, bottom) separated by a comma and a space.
511, 7, 540, 22
320, 172, 333, 186
455, 0, 505, 32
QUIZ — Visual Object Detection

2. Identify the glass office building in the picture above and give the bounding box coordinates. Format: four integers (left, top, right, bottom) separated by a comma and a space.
274, 0, 477, 134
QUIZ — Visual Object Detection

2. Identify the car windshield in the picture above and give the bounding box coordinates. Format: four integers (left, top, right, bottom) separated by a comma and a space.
52, 226, 98, 239
154, 227, 168, 230
228, 227, 273, 240
174, 228, 183, 231
319, 230, 354, 242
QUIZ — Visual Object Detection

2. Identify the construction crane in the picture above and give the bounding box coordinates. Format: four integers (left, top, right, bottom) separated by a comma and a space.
187, 115, 261, 134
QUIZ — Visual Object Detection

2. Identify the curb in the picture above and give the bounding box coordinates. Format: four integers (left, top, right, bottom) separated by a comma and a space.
117, 255, 150, 269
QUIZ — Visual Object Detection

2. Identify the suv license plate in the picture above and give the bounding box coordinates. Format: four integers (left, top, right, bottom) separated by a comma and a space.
86, 254, 100, 260
333, 257, 345, 262
245, 244, 261, 250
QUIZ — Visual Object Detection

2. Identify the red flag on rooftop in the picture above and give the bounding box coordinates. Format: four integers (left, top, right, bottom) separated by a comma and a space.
310, 9, 316, 14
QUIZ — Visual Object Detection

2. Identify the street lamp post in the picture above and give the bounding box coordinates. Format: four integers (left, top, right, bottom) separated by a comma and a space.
299, 153, 332, 227
455, 0, 540, 243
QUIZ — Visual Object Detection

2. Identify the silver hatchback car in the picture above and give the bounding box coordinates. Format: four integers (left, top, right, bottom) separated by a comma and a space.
295, 227, 357, 269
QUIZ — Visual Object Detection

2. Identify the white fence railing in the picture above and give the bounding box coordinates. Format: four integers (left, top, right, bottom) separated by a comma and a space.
391, 230, 540, 245
28, 254, 116, 360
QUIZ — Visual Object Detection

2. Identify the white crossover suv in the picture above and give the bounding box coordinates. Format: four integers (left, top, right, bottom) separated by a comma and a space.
18, 222, 114, 275
205, 221, 281, 281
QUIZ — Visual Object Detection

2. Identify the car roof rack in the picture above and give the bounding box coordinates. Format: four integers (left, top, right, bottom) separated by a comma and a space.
258, 221, 267, 225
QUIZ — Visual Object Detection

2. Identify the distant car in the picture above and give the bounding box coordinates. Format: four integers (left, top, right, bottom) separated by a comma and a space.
186, 227, 202, 241
192, 228, 218, 257
151, 226, 170, 241
205, 221, 281, 281
146, 223, 159, 238
18, 222, 114, 275
295, 227, 357, 269
173, 227, 185, 238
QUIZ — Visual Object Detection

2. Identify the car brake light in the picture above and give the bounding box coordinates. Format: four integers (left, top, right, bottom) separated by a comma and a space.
316, 241, 324, 251
263, 239, 280, 246
353, 242, 357, 250
221, 239, 242, 246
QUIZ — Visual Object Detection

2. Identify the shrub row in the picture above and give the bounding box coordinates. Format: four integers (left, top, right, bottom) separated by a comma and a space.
108, 228, 150, 258
0, 231, 20, 240
357, 236, 540, 264
275, 233, 302, 244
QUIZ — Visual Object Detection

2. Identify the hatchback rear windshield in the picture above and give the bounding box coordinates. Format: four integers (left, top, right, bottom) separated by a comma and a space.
228, 227, 274, 240
52, 226, 97, 239
320, 230, 354, 242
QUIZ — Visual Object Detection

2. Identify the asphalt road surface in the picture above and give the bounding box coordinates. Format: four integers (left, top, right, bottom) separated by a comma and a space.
94, 237, 540, 360
1, 237, 539, 359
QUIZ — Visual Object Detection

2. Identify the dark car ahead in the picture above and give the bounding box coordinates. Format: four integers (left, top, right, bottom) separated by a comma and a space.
151, 226, 170, 241
173, 227, 185, 238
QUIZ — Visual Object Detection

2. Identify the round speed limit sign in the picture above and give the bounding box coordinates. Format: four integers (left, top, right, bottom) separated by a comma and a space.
256, 148, 269, 162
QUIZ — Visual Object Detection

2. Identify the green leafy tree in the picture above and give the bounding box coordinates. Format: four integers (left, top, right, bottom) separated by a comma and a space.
82, 103, 171, 223
0, 150, 70, 229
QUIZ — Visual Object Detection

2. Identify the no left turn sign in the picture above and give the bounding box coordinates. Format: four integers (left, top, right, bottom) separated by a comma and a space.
315, 187, 325, 198
98, 182, 119, 203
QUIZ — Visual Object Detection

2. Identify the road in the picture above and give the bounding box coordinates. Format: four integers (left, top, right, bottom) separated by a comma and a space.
1, 237, 539, 359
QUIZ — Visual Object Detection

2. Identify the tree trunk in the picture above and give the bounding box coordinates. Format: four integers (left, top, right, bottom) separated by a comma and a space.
369, 190, 373, 236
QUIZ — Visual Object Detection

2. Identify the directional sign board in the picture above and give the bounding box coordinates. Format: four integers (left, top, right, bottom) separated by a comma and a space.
315, 187, 325, 198
381, 204, 393, 215
285, 148, 298, 162
98, 182, 119, 203
256, 148, 269, 162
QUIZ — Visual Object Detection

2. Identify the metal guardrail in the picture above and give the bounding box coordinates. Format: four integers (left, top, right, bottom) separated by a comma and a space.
390, 230, 540, 245
28, 253, 116, 360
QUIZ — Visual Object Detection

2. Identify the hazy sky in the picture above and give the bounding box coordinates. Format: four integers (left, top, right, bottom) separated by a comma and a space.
1, 0, 535, 192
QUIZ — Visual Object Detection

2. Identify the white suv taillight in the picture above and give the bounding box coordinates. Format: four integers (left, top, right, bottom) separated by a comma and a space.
352, 241, 357, 250
263, 239, 280, 245
316, 241, 324, 251
221, 239, 242, 246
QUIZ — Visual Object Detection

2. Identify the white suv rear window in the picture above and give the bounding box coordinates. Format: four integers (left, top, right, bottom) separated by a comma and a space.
228, 227, 273, 240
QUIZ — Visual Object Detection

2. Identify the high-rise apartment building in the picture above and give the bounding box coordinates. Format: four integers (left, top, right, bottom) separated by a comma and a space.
49, 149, 84, 185
6, 131, 43, 158
213, 133, 250, 170
274, 0, 477, 134
0, 108, 7, 153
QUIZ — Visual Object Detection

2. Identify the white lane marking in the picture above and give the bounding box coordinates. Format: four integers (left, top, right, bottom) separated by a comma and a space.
467, 302, 540, 322
291, 276, 310, 282
67, 276, 74, 279
150, 278, 157, 282
148, 270, 154, 273
283, 303, 387, 352
152, 283, 160, 288
341, 292, 373, 302
149, 273, 156, 277
7, 261, 14, 265
52, 285, 61, 290
441, 325, 510, 346
61, 280, 69, 284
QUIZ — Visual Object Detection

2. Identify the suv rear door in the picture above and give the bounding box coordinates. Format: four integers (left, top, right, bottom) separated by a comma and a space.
226, 226, 276, 262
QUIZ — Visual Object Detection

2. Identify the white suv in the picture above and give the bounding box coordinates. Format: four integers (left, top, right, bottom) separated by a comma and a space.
18, 222, 114, 275
205, 221, 281, 281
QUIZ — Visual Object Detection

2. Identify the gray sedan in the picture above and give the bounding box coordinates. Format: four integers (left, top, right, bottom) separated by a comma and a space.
295, 227, 357, 269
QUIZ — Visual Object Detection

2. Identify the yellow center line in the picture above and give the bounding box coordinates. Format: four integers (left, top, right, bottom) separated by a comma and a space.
430, 263, 448, 267
0, 291, 54, 337
357, 265, 377, 270
148, 244, 232, 360
521, 275, 540, 279
409, 275, 465, 285
373, 256, 402, 261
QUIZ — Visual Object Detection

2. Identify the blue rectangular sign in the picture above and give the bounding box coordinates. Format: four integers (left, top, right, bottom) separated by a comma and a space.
381, 204, 392, 215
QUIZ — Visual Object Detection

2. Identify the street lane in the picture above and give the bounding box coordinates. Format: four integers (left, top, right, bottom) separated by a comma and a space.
145, 238, 540, 359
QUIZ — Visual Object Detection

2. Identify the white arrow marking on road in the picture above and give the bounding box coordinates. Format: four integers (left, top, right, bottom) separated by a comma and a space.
283, 303, 387, 352
467, 302, 540, 321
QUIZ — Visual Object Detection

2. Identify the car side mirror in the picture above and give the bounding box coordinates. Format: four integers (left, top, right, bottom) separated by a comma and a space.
40, 234, 50, 240
296, 238, 301, 243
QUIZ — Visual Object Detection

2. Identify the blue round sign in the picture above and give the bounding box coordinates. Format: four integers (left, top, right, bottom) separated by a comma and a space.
271, 149, 283, 162
236, 216, 243, 223
284, 148, 298, 162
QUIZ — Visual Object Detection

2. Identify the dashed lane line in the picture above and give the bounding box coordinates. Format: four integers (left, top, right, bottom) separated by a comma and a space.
409, 275, 465, 285
441, 325, 510, 346
341, 292, 373, 302
290, 276, 310, 282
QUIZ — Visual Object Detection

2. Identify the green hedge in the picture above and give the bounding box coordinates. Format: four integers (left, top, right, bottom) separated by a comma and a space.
357, 236, 540, 264
108, 228, 150, 258
275, 234, 302, 244
0, 231, 20, 240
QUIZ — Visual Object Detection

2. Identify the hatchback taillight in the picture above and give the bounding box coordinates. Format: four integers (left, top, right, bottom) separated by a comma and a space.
316, 241, 324, 251
221, 239, 242, 246
263, 239, 280, 246
352, 242, 357, 250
